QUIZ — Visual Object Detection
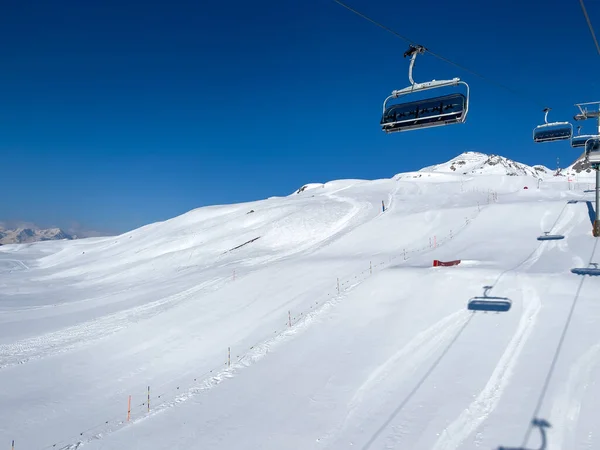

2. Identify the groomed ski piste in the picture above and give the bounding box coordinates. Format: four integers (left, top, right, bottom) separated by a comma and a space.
1, 152, 599, 450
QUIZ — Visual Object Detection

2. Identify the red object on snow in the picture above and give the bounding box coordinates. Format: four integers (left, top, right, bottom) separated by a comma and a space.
433, 259, 461, 267
523, 186, 529, 189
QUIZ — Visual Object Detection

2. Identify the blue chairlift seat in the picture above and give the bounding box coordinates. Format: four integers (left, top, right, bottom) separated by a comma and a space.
571, 134, 598, 148
533, 123, 573, 143
381, 93, 467, 133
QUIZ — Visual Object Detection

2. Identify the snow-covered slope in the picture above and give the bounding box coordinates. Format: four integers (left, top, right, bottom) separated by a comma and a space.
1, 152, 599, 450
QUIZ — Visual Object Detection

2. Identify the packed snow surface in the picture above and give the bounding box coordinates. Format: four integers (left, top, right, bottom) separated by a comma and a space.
1, 160, 600, 450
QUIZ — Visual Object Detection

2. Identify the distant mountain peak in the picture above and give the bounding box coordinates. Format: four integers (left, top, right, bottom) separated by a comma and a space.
417, 151, 551, 178
561, 150, 596, 176
0, 226, 76, 245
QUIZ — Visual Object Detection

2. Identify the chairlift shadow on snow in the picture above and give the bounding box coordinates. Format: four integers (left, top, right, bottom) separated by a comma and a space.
536, 232, 564, 241
497, 418, 551, 450
468, 286, 511, 312
571, 262, 600, 276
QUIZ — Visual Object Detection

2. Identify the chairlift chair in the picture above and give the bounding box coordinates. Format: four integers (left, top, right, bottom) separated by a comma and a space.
467, 286, 512, 312
532, 108, 573, 143
585, 137, 600, 166
571, 127, 599, 148
571, 134, 599, 148
380, 45, 470, 133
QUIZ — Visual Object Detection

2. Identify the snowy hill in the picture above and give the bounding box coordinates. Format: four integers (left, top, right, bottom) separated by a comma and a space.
418, 151, 552, 178
1, 151, 599, 450
0, 226, 75, 245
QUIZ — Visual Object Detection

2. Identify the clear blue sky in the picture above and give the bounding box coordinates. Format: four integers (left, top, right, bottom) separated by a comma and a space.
2, 0, 599, 233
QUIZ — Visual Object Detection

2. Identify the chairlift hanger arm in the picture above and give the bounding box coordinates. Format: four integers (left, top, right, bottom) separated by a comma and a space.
405, 44, 426, 86
543, 108, 550, 124
391, 43, 464, 97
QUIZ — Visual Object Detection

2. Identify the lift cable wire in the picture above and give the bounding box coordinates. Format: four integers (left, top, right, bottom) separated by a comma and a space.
579, 0, 600, 56
520, 237, 599, 447
332, 0, 549, 109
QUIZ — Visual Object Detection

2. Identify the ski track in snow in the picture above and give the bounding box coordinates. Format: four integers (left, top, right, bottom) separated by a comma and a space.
0, 277, 223, 370
317, 310, 472, 448
431, 282, 542, 450
347, 310, 471, 419
0, 259, 29, 272
548, 342, 600, 450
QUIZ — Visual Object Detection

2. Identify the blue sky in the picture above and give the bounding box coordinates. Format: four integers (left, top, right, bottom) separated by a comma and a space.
1, 0, 599, 233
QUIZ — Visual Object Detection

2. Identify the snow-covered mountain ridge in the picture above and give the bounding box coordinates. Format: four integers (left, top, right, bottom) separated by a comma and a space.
295, 151, 593, 195
0, 226, 75, 245
418, 152, 551, 177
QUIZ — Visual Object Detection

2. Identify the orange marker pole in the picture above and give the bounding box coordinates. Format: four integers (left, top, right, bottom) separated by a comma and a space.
127, 395, 131, 421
